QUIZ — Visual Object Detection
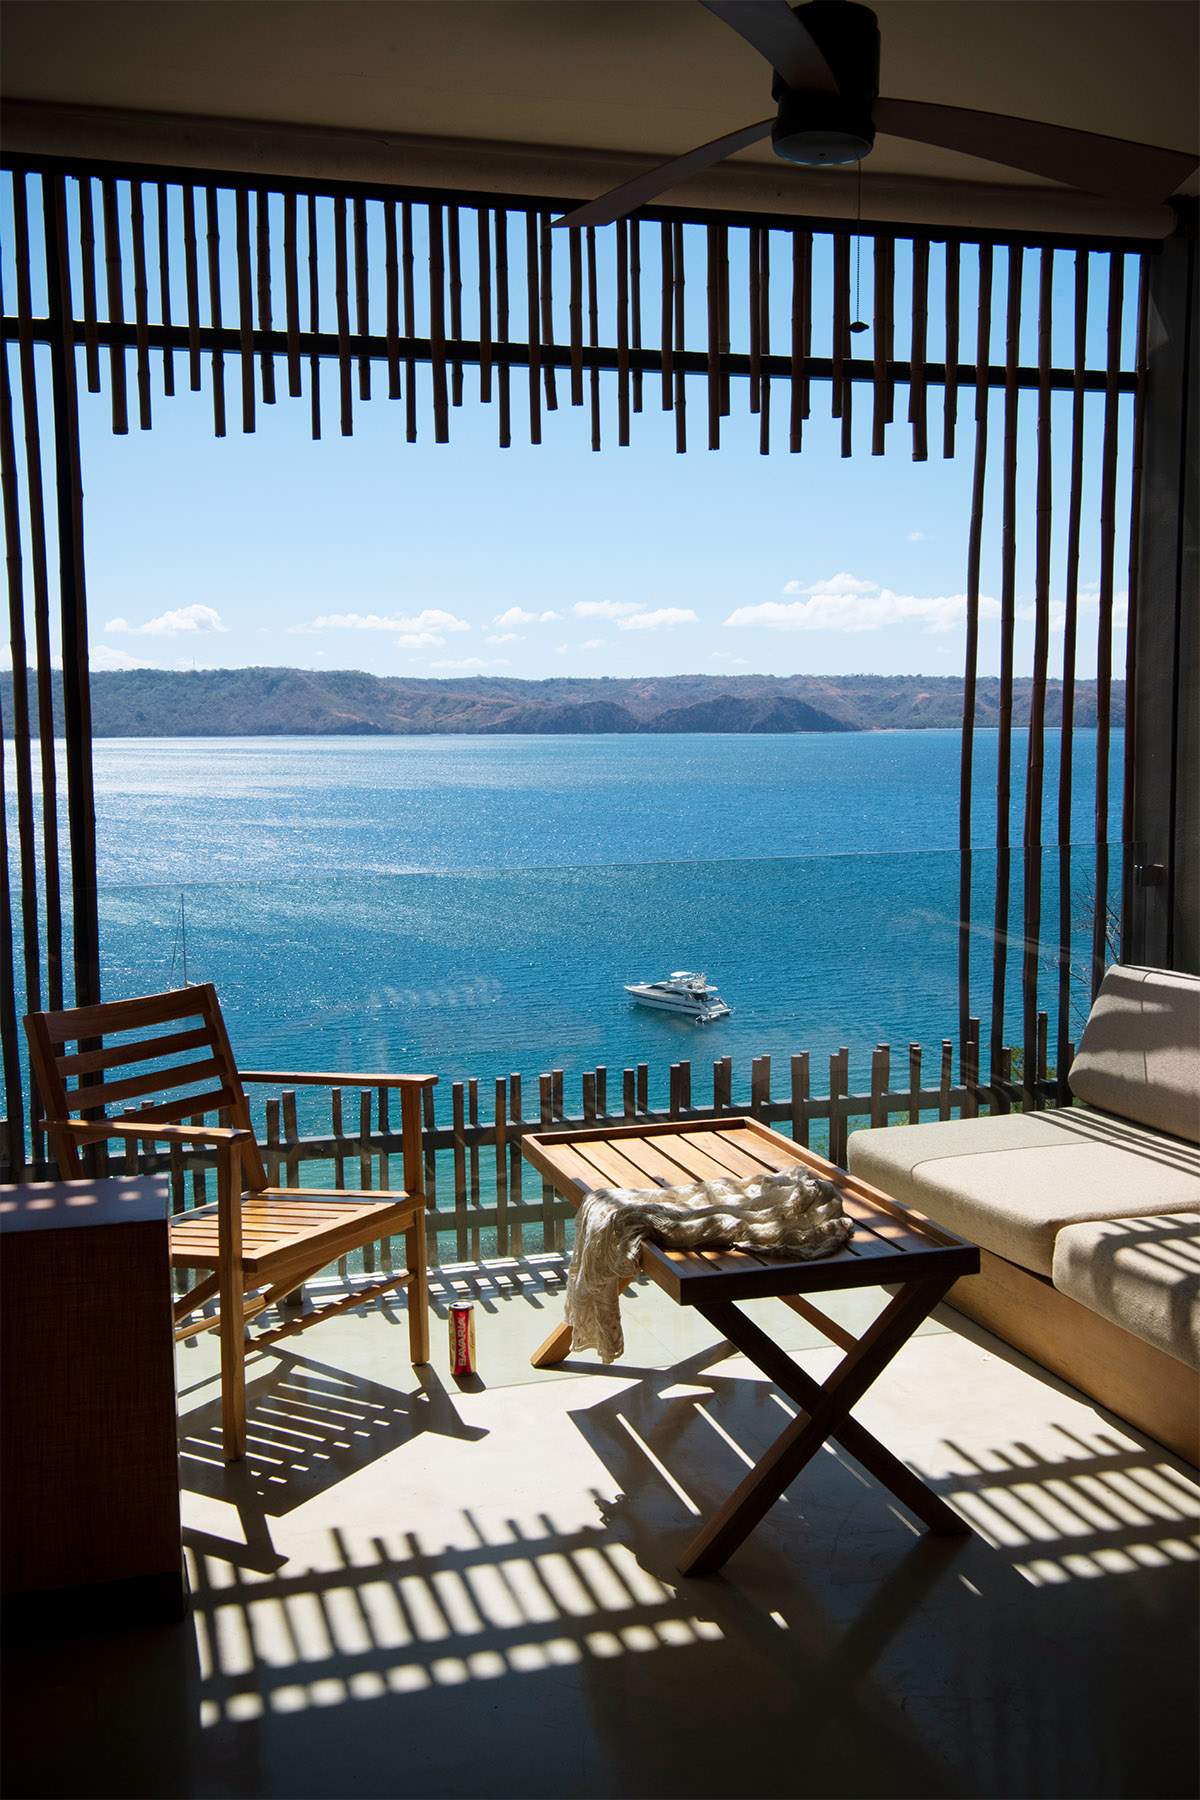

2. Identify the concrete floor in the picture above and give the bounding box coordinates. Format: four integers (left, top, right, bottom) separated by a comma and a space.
4, 1259, 1198, 1799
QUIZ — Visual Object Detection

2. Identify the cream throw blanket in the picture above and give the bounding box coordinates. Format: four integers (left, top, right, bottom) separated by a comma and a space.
564, 1165, 853, 1363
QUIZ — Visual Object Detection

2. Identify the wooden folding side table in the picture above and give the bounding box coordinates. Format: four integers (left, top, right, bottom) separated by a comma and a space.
523, 1116, 980, 1575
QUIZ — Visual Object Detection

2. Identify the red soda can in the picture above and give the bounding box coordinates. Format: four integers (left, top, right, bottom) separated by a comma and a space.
449, 1301, 476, 1375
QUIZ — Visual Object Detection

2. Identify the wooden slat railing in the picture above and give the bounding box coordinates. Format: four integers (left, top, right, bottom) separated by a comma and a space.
4, 1023, 1071, 1266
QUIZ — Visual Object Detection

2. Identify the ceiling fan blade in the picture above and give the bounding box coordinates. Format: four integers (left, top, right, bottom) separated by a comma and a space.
699, 0, 839, 94
873, 97, 1198, 205
553, 118, 775, 230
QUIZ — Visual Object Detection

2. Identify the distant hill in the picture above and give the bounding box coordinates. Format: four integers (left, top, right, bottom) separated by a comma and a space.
1, 668, 1125, 737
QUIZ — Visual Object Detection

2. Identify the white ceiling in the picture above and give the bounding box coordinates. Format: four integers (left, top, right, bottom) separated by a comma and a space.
4, 1, 1198, 236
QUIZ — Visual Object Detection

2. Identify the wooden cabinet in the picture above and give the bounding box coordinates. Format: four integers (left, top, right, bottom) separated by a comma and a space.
0, 1177, 185, 1624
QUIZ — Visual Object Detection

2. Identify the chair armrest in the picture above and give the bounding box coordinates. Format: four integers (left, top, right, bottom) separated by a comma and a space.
59, 1118, 254, 1148
238, 1071, 438, 1090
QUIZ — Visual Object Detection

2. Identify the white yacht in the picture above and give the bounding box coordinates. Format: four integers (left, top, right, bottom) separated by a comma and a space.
624, 970, 730, 1023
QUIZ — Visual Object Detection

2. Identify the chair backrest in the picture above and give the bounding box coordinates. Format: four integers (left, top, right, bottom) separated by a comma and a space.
1069, 964, 1200, 1144
25, 983, 268, 1187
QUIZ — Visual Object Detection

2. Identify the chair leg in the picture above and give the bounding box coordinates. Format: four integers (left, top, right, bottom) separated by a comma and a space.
405, 1214, 430, 1365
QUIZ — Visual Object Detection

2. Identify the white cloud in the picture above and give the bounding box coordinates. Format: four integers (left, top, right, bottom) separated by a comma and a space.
581, 638, 605, 649
617, 608, 699, 631
907, 531, 933, 542
726, 585, 998, 635
781, 573, 878, 597
573, 600, 644, 620
394, 632, 450, 649
540, 610, 562, 622
307, 609, 470, 635
103, 604, 227, 636
89, 644, 157, 670
429, 657, 508, 670
710, 652, 748, 665
493, 607, 535, 628
487, 632, 521, 644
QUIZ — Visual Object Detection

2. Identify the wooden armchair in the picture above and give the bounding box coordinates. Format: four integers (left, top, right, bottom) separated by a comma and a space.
25, 983, 437, 1461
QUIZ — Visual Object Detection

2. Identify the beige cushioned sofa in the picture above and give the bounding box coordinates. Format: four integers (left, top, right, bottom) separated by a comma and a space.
848, 966, 1200, 1463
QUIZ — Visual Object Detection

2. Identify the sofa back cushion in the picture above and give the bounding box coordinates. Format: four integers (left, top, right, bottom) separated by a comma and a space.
1070, 965, 1200, 1143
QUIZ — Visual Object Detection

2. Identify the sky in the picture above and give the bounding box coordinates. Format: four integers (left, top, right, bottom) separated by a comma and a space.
21, 211, 1133, 689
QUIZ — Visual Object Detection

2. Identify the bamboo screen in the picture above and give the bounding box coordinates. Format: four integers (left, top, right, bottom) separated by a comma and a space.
0, 161, 1147, 1169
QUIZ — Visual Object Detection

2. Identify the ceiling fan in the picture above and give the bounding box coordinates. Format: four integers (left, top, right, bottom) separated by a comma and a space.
554, 0, 1197, 229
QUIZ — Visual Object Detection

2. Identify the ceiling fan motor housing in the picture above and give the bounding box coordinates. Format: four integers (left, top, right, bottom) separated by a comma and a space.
771, 0, 880, 166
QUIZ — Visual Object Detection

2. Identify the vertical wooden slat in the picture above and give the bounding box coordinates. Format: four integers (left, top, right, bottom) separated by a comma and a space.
958, 244, 992, 1088
496, 208, 511, 449
0, 351, 42, 1084
909, 236, 929, 462
78, 177, 101, 393
306, 193, 321, 440
330, 1087, 345, 1189
869, 1045, 889, 1128
630, 219, 643, 414
939, 1041, 953, 1120
45, 174, 102, 1011
12, 176, 64, 1012
706, 225, 721, 449
282, 1089, 300, 1189
494, 1075, 508, 1256
378, 1086, 392, 1272
384, 201, 401, 401
713, 1055, 732, 1112
872, 231, 889, 454
617, 218, 630, 447
234, 187, 256, 435
283, 190, 302, 398
429, 202, 450, 442
790, 1053, 808, 1146
538, 210, 556, 410
334, 195, 352, 436
203, 186, 226, 437
750, 1054, 770, 1120
990, 245, 1022, 1083
468, 1075, 481, 1261
347, 196, 367, 401
154, 185, 175, 397
584, 1070, 598, 1122
748, 225, 762, 415
402, 200, 417, 443
129, 181, 152, 429
636, 1062, 647, 1114
181, 184, 201, 394
908, 1043, 922, 1124
595, 1065, 608, 1117
667, 1065, 679, 1119
523, 209, 540, 445
1119, 258, 1150, 968
943, 240, 960, 459
586, 225, 600, 451
831, 232, 849, 423
758, 227, 771, 456
660, 221, 674, 411
623, 1068, 636, 1119
672, 220, 686, 452
790, 228, 811, 451
359, 1090, 376, 1271
508, 1073, 523, 1259
552, 1067, 564, 1120
449, 205, 465, 407
478, 206, 494, 405
100, 178, 128, 433
1092, 252, 1124, 997
568, 224, 584, 406
963, 1019, 981, 1119
0, 719, 23, 1174
265, 1096, 282, 1188
1022, 248, 1055, 1109
829, 1047, 849, 1167
540, 1074, 557, 1250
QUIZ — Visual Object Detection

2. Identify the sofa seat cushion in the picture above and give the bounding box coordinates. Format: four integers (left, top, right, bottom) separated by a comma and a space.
1052, 1213, 1200, 1370
1069, 965, 1200, 1144
847, 1107, 1200, 1277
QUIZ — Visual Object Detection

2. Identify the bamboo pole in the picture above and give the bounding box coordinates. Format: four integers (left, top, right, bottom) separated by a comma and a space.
306, 193, 321, 440
383, 201, 400, 401
569, 224, 584, 407
943, 240, 960, 459
539, 210, 556, 411
450, 205, 465, 408
909, 236, 929, 462
353, 196, 370, 401
717, 223, 731, 417
334, 195, 352, 436
758, 226, 771, 456
129, 181, 152, 429
659, 221, 673, 411
630, 219, 643, 414
707, 224, 720, 449
234, 187, 255, 434
1022, 247, 1054, 1109
1092, 252, 1124, 999
204, 186, 226, 437
496, 208, 511, 448
749, 225, 762, 416
672, 221, 686, 453
586, 224, 600, 451
183, 183, 201, 393
958, 244, 992, 1089
0, 719, 26, 1174
872, 231, 889, 454
1120, 259, 1150, 964
402, 200, 417, 442
617, 218, 630, 447
430, 202, 450, 442
478, 205, 494, 405
831, 232, 849, 423
524, 209, 541, 445
990, 245, 1023, 1086
78, 177, 101, 393
100, 178, 128, 434
258, 188, 276, 404
284, 190, 302, 398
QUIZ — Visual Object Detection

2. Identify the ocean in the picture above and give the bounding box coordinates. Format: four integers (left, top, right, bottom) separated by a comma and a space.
69, 729, 1122, 1116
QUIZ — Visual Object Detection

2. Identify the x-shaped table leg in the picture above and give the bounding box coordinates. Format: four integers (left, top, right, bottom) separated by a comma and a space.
678, 1276, 966, 1575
